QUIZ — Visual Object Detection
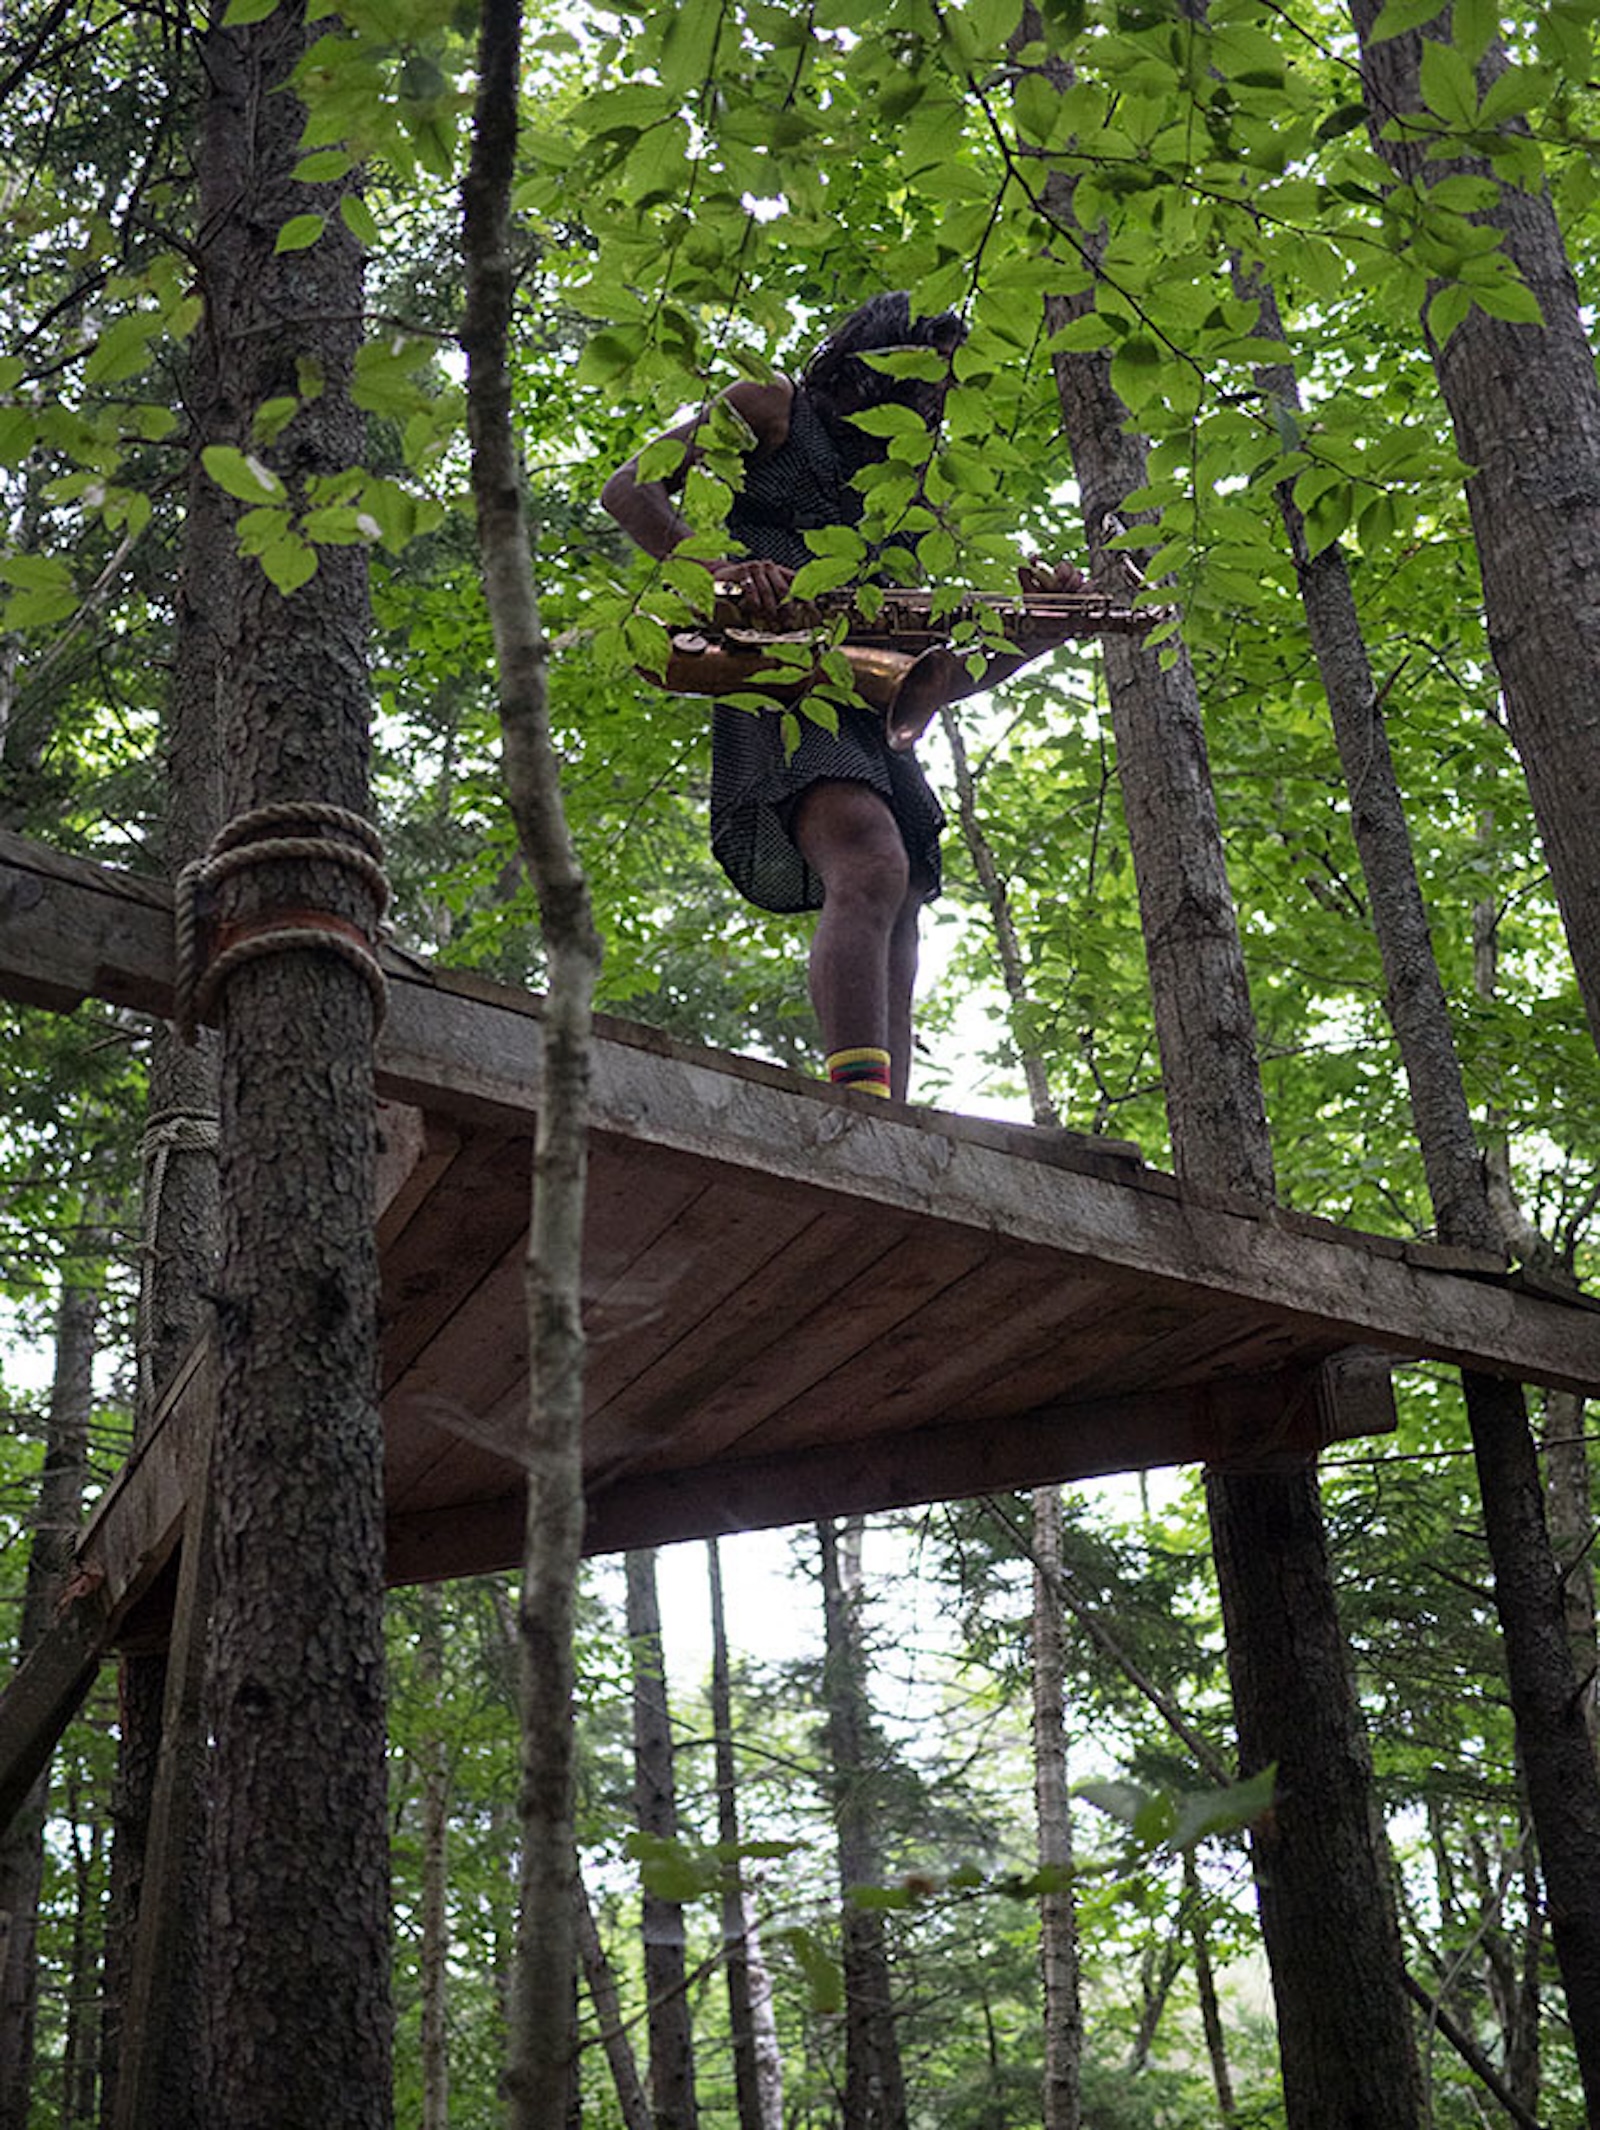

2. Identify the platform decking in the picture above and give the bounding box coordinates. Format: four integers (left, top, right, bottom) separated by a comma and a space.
6, 825, 1600, 1621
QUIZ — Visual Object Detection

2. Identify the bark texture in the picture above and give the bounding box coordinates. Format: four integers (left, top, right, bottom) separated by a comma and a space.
626, 1549, 699, 2130
817, 1520, 908, 2130
461, 0, 601, 2117
1039, 136, 1424, 2125
0, 1277, 97, 2130
575, 1877, 652, 2130
709, 1538, 783, 2130
1030, 1488, 1082, 2130
1352, 4, 1600, 1055
198, 6, 392, 2121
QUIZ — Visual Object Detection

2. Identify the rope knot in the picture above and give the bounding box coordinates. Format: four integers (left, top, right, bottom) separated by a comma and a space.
173, 801, 390, 1043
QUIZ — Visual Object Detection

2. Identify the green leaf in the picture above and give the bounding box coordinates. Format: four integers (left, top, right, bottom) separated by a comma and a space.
1049, 312, 1117, 353
274, 213, 326, 254
1427, 282, 1473, 346
259, 533, 319, 595
1367, 0, 1448, 39
84, 312, 161, 385
202, 446, 288, 504
1451, 0, 1498, 63
0, 409, 35, 467
252, 396, 301, 446
222, 0, 281, 21
576, 328, 646, 388
340, 194, 381, 248
1467, 274, 1544, 324
293, 148, 355, 183
777, 1928, 843, 2015
1419, 38, 1479, 127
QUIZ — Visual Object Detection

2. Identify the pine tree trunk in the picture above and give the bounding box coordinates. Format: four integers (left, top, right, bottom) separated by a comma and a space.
461, 2, 602, 2115
0, 1276, 97, 2130
625, 1549, 699, 2130
197, 5, 392, 2119
1541, 1391, 1598, 1751
1030, 1489, 1081, 2130
574, 1877, 652, 2130
817, 1520, 908, 2130
1351, 3, 1600, 1058
418, 1587, 451, 2130
1183, 1851, 1236, 2122
1037, 140, 1425, 2122
708, 1539, 782, 2130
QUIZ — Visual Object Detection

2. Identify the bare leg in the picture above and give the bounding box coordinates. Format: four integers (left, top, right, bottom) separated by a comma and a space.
792, 781, 920, 1094
886, 888, 925, 1102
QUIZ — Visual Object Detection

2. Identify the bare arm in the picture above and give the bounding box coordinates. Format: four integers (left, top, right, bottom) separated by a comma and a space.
601, 378, 799, 617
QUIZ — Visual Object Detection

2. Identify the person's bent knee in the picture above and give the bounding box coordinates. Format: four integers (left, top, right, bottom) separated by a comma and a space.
793, 783, 909, 915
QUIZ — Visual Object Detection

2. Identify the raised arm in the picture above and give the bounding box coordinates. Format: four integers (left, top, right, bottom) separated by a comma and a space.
601, 377, 797, 618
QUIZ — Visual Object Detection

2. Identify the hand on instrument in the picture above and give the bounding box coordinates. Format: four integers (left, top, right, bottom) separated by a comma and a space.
704, 556, 805, 623
1018, 556, 1089, 596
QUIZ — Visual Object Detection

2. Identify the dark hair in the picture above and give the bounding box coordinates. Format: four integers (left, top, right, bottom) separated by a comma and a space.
802, 292, 964, 427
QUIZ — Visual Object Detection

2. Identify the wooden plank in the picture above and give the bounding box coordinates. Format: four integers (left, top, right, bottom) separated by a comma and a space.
75, 1340, 216, 1639
0, 1573, 112, 1838
109, 1410, 215, 2130
582, 1204, 911, 1472
584, 1224, 994, 1488
375, 1103, 458, 1245
379, 1129, 533, 1391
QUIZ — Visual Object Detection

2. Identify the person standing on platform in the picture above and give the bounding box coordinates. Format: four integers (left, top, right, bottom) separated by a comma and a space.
603, 292, 1078, 1102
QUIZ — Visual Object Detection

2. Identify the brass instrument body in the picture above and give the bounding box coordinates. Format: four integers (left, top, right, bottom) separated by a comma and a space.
649, 586, 1169, 750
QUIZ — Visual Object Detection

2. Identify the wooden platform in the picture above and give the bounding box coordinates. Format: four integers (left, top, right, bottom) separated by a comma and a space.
8, 827, 1600, 1613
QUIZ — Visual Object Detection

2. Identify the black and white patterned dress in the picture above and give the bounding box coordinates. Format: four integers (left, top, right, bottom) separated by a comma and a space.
708, 387, 945, 914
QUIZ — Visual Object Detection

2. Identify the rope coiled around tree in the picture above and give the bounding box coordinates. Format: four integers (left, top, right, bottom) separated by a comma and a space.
173, 801, 390, 1043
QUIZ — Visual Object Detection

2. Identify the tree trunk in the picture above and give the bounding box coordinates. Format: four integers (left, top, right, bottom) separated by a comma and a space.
461, 0, 602, 2117
626, 1549, 699, 2130
1351, 3, 1600, 1059
1030, 1488, 1081, 2130
1541, 1390, 1598, 1751
197, 5, 392, 2120
418, 1586, 451, 2130
1037, 132, 1425, 2121
1183, 1851, 1235, 2122
817, 1520, 908, 2130
708, 1538, 782, 2130
0, 1275, 97, 2130
575, 1876, 652, 2130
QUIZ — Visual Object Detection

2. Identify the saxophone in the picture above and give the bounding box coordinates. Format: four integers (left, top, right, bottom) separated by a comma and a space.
650, 586, 1166, 749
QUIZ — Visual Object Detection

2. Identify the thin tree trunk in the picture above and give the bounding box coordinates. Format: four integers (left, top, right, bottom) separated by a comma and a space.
626, 1549, 699, 2130
708, 1538, 782, 2130
1183, 1850, 1235, 2123
574, 1877, 651, 2130
461, 1, 602, 2118
0, 1276, 98, 2130
196, 2, 392, 2117
940, 711, 1061, 1127
1034, 112, 1424, 2116
1030, 1488, 1081, 2130
817, 1520, 908, 2130
1124, 1934, 1182, 2074
418, 1586, 451, 2130
98, 39, 228, 2102
1351, 4, 1600, 1061
1540, 1390, 1597, 1751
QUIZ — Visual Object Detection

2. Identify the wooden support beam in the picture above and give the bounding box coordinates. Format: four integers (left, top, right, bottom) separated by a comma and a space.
0, 1573, 111, 1837
385, 1354, 1396, 1579
110, 1410, 215, 2130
